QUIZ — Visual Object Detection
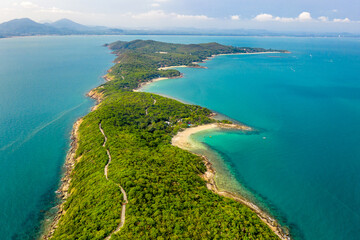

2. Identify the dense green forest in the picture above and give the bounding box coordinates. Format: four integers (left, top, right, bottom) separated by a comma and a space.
51, 40, 283, 239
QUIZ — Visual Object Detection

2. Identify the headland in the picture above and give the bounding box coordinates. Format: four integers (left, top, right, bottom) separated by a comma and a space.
45, 39, 290, 240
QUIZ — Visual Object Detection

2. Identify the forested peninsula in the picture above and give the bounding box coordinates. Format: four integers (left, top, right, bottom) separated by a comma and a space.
46, 40, 289, 240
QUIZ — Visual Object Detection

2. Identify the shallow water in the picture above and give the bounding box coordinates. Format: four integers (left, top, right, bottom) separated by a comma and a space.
143, 37, 360, 240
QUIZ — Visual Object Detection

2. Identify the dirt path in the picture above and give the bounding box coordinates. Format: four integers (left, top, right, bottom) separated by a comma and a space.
99, 123, 128, 240
151, 95, 156, 105
145, 96, 156, 116
99, 123, 107, 147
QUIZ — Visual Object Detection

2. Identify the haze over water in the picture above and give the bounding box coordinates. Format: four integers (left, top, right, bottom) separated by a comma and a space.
143, 37, 360, 240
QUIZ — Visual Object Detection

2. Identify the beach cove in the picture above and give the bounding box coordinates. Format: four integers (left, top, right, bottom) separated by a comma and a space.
172, 123, 289, 240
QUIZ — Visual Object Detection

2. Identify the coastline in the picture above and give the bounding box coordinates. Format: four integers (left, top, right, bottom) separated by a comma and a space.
214, 51, 290, 57
42, 118, 83, 239
42, 88, 104, 239
172, 123, 290, 240
133, 74, 183, 92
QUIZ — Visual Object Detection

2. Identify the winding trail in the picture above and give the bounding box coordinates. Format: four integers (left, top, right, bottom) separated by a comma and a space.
145, 95, 156, 116
99, 123, 128, 240
151, 95, 156, 105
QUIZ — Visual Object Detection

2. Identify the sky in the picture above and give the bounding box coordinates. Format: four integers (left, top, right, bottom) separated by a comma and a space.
0, 0, 359, 33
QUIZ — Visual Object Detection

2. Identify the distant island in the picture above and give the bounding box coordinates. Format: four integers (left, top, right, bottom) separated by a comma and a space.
44, 40, 290, 240
0, 18, 358, 38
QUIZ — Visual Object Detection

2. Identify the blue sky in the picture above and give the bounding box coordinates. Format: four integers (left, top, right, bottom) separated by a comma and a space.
0, 0, 359, 32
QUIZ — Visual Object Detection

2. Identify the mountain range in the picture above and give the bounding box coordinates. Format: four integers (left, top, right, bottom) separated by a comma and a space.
0, 18, 123, 37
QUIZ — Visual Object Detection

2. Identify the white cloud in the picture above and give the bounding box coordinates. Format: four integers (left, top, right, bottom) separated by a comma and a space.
253, 12, 356, 25
298, 12, 312, 21
274, 16, 295, 22
332, 9, 338, 13
318, 16, 329, 22
254, 11, 312, 22
151, 3, 161, 7
254, 13, 274, 22
333, 18, 351, 23
231, 15, 240, 21
153, 0, 169, 2
176, 14, 209, 20
131, 10, 211, 21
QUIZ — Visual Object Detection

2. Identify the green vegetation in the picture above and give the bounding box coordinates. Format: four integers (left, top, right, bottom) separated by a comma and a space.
51, 40, 282, 239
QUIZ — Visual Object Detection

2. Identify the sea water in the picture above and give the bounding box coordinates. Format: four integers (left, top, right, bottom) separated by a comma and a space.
0, 36, 123, 239
142, 37, 360, 240
1, 35, 360, 240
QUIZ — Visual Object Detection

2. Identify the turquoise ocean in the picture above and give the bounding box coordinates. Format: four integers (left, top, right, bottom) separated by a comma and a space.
0, 36, 119, 239
0, 35, 359, 240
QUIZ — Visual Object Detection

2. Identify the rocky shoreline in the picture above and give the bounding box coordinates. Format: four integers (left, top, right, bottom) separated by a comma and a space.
201, 155, 291, 240
42, 88, 104, 239
42, 118, 82, 239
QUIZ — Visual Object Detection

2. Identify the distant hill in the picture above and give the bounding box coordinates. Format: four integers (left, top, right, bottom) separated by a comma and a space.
48, 18, 92, 32
0, 18, 123, 37
0, 18, 61, 36
47, 18, 115, 33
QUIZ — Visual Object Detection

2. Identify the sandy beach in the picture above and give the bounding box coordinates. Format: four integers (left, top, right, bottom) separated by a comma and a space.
172, 123, 290, 240
172, 123, 252, 149
133, 75, 183, 92
158, 65, 188, 70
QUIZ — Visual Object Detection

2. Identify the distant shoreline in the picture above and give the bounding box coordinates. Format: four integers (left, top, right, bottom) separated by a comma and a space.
1, 34, 359, 41
134, 51, 288, 92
